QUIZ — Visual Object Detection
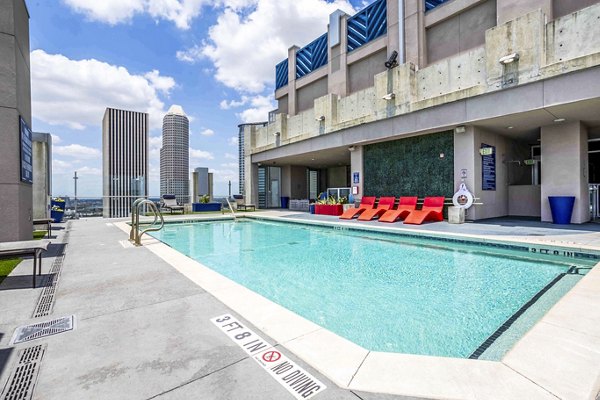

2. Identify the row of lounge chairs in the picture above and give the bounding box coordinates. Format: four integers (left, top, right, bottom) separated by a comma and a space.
339, 196, 445, 225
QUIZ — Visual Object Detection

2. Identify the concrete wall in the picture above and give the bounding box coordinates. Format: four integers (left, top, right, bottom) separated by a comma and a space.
348, 50, 387, 94
426, 0, 496, 64
32, 133, 51, 219
553, 0, 597, 19
497, 0, 552, 24
0, 0, 32, 241
546, 4, 600, 65
454, 126, 509, 220
541, 121, 589, 223
297, 77, 327, 113
277, 95, 288, 115
290, 166, 307, 199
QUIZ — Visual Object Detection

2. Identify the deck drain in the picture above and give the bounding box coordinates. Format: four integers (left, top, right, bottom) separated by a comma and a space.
32, 255, 64, 318
11, 315, 75, 345
0, 345, 46, 400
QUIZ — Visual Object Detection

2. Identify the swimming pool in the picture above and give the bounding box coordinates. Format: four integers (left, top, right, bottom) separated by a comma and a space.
150, 219, 594, 359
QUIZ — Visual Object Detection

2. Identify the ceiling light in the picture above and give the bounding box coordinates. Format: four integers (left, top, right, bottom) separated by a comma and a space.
506, 126, 514, 129
454, 126, 466, 134
553, 118, 566, 123
499, 53, 519, 64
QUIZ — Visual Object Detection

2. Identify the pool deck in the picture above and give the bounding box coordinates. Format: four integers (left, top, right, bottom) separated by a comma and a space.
0, 212, 599, 400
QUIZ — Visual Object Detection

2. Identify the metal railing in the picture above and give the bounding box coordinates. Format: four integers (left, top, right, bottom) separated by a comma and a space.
224, 197, 237, 221
130, 198, 164, 246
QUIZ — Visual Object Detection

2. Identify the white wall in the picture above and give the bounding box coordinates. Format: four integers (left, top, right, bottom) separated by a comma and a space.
541, 121, 589, 223
350, 145, 364, 201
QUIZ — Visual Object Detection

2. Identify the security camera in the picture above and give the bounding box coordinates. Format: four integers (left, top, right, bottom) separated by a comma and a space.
385, 51, 398, 69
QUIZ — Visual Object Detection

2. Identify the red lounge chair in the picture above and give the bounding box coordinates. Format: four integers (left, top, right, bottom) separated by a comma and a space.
404, 196, 446, 225
378, 197, 418, 223
358, 197, 396, 221
339, 196, 376, 219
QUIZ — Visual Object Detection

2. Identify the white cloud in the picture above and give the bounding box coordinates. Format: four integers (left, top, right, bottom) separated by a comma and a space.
221, 162, 238, 168
190, 148, 214, 160
176, 45, 203, 63
209, 167, 238, 183
228, 136, 239, 146
144, 70, 176, 95
51, 134, 62, 144
31, 50, 174, 131
63, 0, 206, 30
219, 96, 249, 110
200, 128, 215, 136
198, 0, 356, 93
52, 159, 73, 170
225, 152, 237, 159
237, 95, 274, 123
54, 144, 101, 159
77, 166, 102, 176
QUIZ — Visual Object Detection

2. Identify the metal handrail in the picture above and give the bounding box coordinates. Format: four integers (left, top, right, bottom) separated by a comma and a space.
225, 197, 237, 221
130, 199, 164, 246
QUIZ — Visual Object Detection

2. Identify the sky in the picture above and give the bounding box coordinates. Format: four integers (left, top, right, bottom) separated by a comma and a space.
28, 0, 372, 197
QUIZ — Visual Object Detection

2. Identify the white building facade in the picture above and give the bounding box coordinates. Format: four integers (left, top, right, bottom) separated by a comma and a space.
160, 105, 190, 205
102, 108, 149, 218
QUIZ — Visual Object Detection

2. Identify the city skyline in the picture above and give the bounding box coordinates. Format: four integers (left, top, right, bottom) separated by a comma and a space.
160, 105, 190, 204
29, 0, 367, 197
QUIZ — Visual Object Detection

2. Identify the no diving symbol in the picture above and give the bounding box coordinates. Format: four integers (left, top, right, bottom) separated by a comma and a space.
262, 350, 281, 363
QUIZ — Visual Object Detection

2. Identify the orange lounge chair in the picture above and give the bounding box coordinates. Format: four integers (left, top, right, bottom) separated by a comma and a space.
358, 197, 396, 221
378, 197, 418, 223
339, 196, 376, 219
403, 196, 446, 225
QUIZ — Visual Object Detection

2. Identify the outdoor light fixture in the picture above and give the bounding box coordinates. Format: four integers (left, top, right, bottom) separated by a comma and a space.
455, 125, 466, 134
499, 53, 519, 64
385, 51, 399, 69
316, 115, 325, 122
348, 145, 356, 152
382, 93, 395, 101
273, 131, 280, 136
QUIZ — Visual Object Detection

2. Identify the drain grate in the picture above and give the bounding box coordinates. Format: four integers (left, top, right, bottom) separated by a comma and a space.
11, 316, 75, 345
32, 255, 64, 318
0, 345, 46, 400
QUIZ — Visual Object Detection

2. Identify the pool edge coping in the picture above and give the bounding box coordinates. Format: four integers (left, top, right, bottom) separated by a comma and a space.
116, 216, 600, 400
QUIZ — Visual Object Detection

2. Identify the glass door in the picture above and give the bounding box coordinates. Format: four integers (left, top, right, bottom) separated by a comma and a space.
258, 166, 281, 208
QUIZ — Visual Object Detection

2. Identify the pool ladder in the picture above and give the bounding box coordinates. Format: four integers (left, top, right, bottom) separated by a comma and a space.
224, 197, 237, 221
130, 198, 164, 246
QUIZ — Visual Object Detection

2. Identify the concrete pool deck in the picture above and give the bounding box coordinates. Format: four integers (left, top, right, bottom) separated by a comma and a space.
1, 212, 599, 399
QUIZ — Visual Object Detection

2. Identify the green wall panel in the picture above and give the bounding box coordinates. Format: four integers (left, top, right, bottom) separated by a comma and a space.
364, 131, 454, 198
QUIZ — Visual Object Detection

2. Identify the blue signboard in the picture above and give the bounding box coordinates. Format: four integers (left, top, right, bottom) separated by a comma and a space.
20, 116, 33, 184
353, 172, 360, 184
481, 144, 495, 191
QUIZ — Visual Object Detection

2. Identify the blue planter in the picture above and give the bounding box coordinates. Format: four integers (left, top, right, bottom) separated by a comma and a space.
51, 210, 64, 223
281, 196, 290, 209
548, 196, 576, 224
192, 203, 222, 212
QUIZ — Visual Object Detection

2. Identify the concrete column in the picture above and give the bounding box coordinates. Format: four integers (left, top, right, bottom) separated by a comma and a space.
327, 14, 349, 97
497, 0, 552, 24
350, 145, 363, 201
0, 0, 32, 241
541, 121, 589, 223
403, 0, 426, 67
287, 46, 299, 116
281, 165, 292, 198
454, 126, 476, 219
32, 133, 52, 219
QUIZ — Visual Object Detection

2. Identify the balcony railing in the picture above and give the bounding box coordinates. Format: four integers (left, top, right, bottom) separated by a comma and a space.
296, 34, 328, 79
275, 60, 288, 90
425, 0, 452, 12
347, 0, 387, 52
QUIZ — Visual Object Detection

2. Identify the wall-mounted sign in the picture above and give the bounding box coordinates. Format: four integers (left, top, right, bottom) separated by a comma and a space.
20, 117, 33, 184
481, 143, 495, 191
353, 172, 360, 184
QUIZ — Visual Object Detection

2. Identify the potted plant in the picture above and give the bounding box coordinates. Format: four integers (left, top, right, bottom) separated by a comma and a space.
50, 197, 65, 222
314, 195, 347, 216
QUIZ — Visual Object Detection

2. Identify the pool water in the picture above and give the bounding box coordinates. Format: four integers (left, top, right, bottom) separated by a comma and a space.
151, 219, 593, 359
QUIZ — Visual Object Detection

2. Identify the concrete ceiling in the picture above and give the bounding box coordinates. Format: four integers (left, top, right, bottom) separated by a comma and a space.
264, 146, 351, 169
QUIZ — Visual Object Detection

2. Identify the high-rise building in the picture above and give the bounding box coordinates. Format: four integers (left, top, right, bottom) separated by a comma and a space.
0, 0, 32, 241
102, 108, 148, 218
160, 105, 189, 204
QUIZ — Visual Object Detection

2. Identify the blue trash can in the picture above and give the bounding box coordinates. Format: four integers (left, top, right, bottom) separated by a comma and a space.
548, 196, 576, 224
309, 204, 315, 214
280, 196, 290, 209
